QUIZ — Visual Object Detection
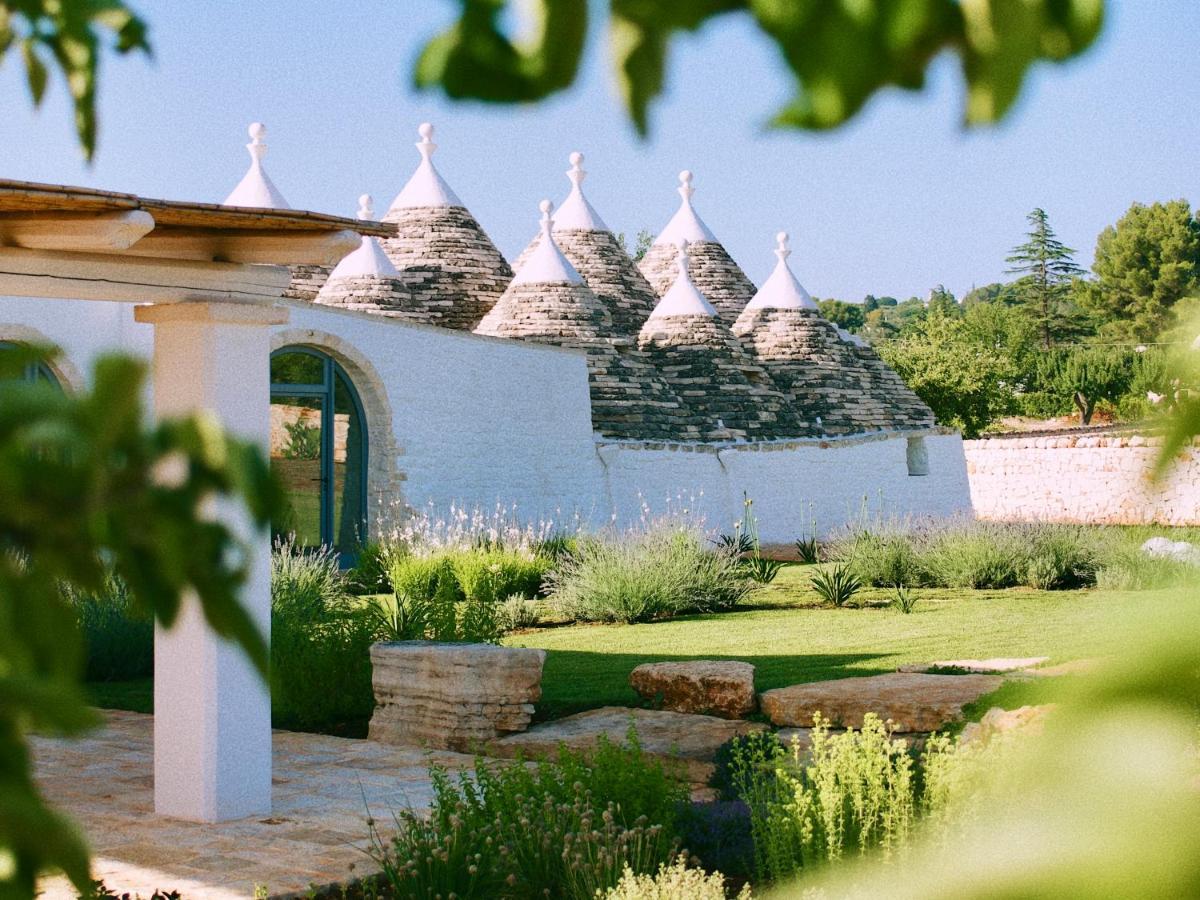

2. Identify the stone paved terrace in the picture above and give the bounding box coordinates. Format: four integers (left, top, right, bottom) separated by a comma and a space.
33, 711, 475, 899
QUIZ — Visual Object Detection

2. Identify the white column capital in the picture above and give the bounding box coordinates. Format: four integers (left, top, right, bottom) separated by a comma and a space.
134, 300, 289, 327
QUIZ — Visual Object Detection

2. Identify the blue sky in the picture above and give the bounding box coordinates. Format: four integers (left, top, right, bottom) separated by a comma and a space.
1, 1, 1196, 302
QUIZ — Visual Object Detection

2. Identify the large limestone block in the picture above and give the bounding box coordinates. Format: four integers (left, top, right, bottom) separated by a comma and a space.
960, 704, 1056, 746
760, 673, 1003, 733
897, 657, 1049, 675
629, 661, 756, 719
369, 641, 545, 752
489, 707, 765, 783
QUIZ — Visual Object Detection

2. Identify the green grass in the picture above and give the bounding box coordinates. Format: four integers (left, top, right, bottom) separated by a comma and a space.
89, 564, 1180, 729
505, 565, 1174, 720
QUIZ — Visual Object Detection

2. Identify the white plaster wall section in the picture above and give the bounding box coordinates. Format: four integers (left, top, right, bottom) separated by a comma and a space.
597, 442, 730, 530
0, 296, 136, 388
280, 302, 604, 523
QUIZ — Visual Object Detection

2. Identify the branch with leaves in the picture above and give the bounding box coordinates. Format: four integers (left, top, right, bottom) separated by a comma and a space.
416, 0, 1105, 135
0, 0, 149, 161
0, 345, 280, 897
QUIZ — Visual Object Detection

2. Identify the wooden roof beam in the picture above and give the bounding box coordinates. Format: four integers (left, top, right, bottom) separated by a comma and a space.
124, 227, 362, 265
0, 210, 156, 253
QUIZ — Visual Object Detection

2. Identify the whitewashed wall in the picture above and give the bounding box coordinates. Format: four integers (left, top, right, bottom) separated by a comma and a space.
965, 434, 1200, 526
1, 295, 974, 539
601, 432, 972, 542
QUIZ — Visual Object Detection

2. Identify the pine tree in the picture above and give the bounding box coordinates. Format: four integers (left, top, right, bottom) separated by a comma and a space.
1006, 208, 1084, 349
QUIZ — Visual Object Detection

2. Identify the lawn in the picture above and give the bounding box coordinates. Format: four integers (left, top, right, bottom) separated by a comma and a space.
89, 563, 1179, 727
504, 565, 1172, 720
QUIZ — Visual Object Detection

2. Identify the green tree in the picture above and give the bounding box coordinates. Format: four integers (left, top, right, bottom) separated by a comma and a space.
416, 1, 1104, 137
1005, 208, 1085, 349
0, 0, 150, 160
877, 309, 1018, 437
1037, 345, 1133, 425
926, 285, 961, 317
0, 346, 279, 896
962, 281, 1023, 308
616, 228, 654, 262
1081, 200, 1200, 342
817, 298, 865, 332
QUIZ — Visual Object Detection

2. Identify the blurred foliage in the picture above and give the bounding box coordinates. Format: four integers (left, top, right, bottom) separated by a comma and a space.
416, 0, 1104, 135
0, 345, 279, 897
0, 0, 150, 160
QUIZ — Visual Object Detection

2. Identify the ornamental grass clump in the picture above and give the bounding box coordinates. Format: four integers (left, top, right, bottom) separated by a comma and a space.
270, 537, 376, 733
368, 733, 688, 899
548, 523, 752, 624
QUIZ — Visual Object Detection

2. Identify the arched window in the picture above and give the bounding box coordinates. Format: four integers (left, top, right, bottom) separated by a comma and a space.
270, 347, 368, 554
0, 340, 62, 388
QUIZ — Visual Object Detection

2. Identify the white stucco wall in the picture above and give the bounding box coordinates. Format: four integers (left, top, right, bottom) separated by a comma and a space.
965, 434, 1200, 526
1, 294, 975, 540
601, 431, 972, 542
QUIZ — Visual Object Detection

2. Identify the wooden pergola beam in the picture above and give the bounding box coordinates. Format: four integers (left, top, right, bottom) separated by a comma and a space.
0, 210, 156, 253
124, 227, 362, 265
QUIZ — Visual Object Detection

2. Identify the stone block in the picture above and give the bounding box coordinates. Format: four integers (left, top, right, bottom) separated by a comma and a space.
760, 673, 1002, 732
369, 641, 545, 752
629, 660, 757, 719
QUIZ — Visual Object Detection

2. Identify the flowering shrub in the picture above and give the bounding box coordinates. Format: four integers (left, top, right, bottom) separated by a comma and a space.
605, 853, 752, 899
368, 733, 688, 899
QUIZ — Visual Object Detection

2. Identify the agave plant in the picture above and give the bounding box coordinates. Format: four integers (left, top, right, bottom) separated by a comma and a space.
810, 564, 863, 608
794, 536, 821, 565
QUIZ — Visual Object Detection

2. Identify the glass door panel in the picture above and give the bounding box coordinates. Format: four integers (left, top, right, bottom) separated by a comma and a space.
270, 394, 324, 547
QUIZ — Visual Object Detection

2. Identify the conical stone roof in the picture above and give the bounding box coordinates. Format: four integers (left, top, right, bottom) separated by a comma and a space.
313, 195, 440, 324
638, 242, 799, 441
380, 123, 512, 330
475, 202, 701, 441
733, 234, 935, 435
512, 153, 660, 335
638, 171, 755, 324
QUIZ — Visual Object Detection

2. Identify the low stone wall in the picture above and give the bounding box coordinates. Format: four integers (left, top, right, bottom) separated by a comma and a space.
964, 433, 1200, 526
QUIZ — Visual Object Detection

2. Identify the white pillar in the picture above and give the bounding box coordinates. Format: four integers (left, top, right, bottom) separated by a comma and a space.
134, 300, 287, 822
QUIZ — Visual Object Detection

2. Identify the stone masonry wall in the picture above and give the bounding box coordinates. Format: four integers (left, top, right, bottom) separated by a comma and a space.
964, 433, 1200, 526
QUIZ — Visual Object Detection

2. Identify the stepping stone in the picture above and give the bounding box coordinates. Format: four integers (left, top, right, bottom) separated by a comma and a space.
488, 707, 766, 783
760, 673, 1003, 733
897, 657, 1049, 675
629, 660, 756, 719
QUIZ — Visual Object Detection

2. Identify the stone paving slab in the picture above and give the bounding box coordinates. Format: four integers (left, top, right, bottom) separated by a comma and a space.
488, 706, 765, 783
33, 711, 475, 899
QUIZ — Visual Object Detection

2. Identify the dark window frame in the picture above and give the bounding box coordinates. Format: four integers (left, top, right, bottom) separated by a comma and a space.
270, 346, 369, 554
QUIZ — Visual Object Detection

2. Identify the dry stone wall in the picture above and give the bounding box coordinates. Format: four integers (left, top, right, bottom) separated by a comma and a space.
965, 433, 1200, 526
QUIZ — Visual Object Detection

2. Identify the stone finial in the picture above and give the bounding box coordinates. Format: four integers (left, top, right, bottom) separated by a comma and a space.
416, 122, 437, 161
357, 194, 375, 220
676, 239, 692, 277
568, 151, 586, 187
554, 150, 608, 232
222, 121, 291, 209
387, 121, 464, 211
653, 168, 717, 246
510, 198, 583, 286
742, 229, 816, 312
678, 170, 695, 202
774, 231, 791, 262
